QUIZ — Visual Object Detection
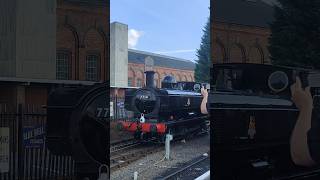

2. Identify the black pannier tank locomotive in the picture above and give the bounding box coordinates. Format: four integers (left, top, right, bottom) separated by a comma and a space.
118, 71, 208, 141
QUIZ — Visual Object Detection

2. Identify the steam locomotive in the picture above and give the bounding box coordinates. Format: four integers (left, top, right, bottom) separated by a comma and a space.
210, 63, 320, 180
117, 71, 209, 141
46, 83, 108, 179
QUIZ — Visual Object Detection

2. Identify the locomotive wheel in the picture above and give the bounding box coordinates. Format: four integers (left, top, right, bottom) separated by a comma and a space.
134, 132, 141, 140
181, 126, 187, 136
116, 122, 123, 131
159, 134, 166, 143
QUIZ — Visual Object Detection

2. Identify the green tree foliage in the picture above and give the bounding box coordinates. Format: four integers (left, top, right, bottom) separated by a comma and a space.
269, 0, 320, 69
195, 18, 211, 83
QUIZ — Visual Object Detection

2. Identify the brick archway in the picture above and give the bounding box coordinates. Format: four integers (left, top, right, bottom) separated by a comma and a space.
213, 38, 227, 63
136, 70, 144, 87
56, 24, 79, 80
128, 67, 135, 86
248, 45, 264, 64
82, 28, 105, 81
154, 72, 160, 88
230, 43, 247, 63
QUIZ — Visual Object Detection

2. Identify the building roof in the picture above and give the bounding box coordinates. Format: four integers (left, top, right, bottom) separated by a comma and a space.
63, 0, 107, 7
128, 49, 195, 71
214, 0, 277, 28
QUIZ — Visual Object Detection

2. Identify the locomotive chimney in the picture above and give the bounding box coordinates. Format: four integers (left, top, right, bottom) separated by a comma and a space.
145, 71, 155, 88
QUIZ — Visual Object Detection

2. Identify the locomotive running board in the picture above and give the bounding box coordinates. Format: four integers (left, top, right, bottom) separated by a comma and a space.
165, 116, 209, 127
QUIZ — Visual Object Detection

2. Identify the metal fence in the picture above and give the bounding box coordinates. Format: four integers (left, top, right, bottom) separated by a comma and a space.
110, 96, 133, 121
0, 104, 75, 180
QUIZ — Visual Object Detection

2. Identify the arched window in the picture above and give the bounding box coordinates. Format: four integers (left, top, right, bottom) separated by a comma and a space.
187, 75, 192, 82
136, 79, 142, 87
184, 76, 188, 82
189, 75, 194, 82
128, 77, 133, 87
180, 75, 187, 82
154, 73, 160, 88
249, 46, 264, 64
213, 40, 226, 63
86, 54, 99, 81
230, 43, 246, 63
128, 68, 135, 87
56, 51, 70, 80
136, 71, 144, 87
175, 75, 180, 82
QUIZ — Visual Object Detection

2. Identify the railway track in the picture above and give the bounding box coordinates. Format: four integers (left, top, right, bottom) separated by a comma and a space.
110, 130, 209, 172
110, 138, 141, 153
158, 153, 210, 180
110, 143, 163, 171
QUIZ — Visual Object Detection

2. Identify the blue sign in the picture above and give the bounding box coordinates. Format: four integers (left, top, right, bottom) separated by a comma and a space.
117, 102, 124, 108
23, 126, 45, 148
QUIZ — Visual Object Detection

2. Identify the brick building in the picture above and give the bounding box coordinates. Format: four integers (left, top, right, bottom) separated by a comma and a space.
110, 22, 196, 98
127, 49, 195, 88
111, 48, 195, 98
212, 0, 277, 64
0, 0, 108, 111
110, 22, 196, 119
57, 0, 108, 81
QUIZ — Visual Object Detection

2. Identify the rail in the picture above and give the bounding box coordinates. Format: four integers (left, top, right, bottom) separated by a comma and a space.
160, 154, 209, 180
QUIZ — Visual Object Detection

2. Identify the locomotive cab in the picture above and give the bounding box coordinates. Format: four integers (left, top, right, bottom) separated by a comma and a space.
161, 75, 177, 89
210, 64, 320, 179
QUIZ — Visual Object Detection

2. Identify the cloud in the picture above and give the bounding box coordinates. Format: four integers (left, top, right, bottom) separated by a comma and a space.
128, 29, 144, 49
154, 49, 196, 54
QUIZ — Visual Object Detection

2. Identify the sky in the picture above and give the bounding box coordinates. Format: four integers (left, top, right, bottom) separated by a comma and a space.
110, 0, 210, 62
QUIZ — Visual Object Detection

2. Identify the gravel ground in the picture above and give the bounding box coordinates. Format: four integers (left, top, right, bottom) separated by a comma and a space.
110, 134, 210, 180
157, 155, 210, 180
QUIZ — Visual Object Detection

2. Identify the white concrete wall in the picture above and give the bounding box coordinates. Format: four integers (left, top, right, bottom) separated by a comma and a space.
110, 22, 128, 88
0, 0, 56, 79
0, 0, 17, 77
15, 0, 56, 79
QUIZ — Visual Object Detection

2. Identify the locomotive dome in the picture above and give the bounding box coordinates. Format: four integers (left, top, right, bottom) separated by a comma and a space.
162, 75, 177, 83
162, 75, 177, 89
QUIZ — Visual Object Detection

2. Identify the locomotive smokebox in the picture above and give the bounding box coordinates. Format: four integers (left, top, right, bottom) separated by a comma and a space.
145, 71, 155, 88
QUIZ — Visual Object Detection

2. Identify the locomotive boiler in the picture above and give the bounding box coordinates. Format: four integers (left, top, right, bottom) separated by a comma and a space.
46, 83, 108, 179
118, 71, 209, 141
210, 63, 320, 180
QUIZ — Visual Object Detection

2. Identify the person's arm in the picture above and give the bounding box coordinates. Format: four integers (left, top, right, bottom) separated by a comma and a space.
290, 104, 315, 166
290, 77, 316, 166
307, 119, 320, 164
201, 87, 208, 114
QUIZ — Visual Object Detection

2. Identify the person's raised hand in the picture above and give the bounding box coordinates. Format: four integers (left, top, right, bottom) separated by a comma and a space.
290, 77, 313, 111
200, 86, 209, 114
201, 86, 208, 98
